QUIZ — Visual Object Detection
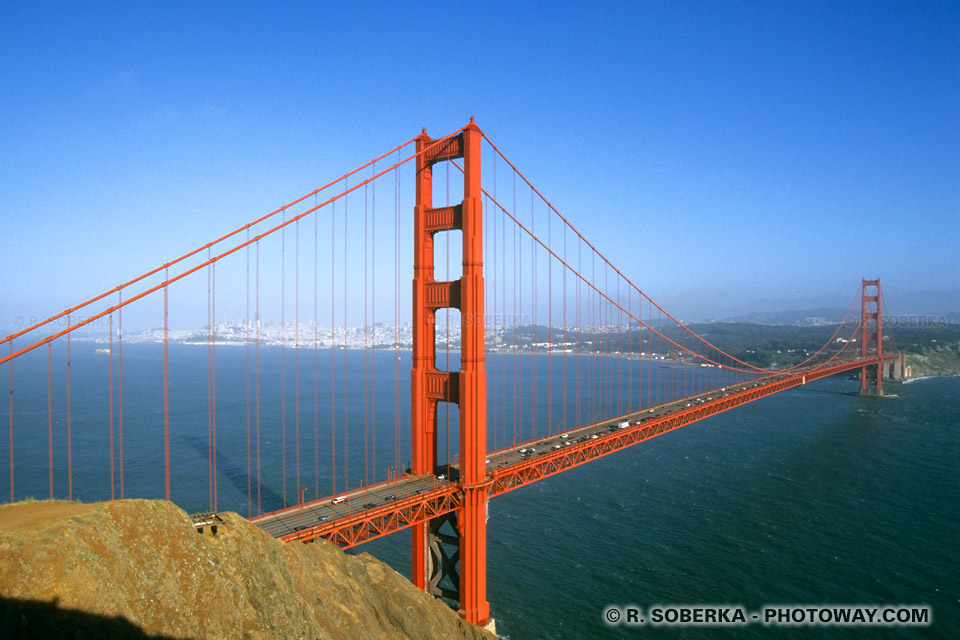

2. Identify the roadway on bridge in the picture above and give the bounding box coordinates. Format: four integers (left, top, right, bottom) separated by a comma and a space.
252, 370, 796, 540
253, 474, 452, 538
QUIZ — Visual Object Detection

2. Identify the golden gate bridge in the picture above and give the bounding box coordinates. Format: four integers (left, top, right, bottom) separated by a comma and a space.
0, 119, 902, 629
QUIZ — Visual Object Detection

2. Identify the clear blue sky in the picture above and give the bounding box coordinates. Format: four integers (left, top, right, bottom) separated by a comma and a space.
1, 1, 957, 328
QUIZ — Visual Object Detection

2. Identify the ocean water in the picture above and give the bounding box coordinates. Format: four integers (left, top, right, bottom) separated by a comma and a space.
362, 373, 960, 639
1, 343, 957, 638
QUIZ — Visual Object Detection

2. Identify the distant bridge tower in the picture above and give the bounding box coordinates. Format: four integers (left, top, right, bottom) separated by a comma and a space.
859, 278, 883, 395
410, 119, 491, 627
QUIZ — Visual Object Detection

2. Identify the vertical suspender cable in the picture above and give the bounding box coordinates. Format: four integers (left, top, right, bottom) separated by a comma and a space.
281, 214, 287, 508
246, 231, 251, 517
530, 188, 536, 440
602, 268, 607, 418
331, 199, 337, 494
370, 166, 376, 482
665, 316, 670, 402
637, 295, 642, 409
343, 181, 349, 490
603, 270, 608, 417
256, 241, 262, 515
562, 224, 567, 435
576, 238, 581, 430
492, 190, 498, 451
364, 184, 369, 485
47, 343, 52, 499
647, 299, 652, 408
484, 188, 491, 450
590, 254, 595, 424
108, 316, 114, 499
620, 277, 624, 415
696, 333, 700, 396
207, 252, 213, 511
67, 316, 72, 501
548, 202, 553, 435
589, 256, 594, 424
212, 261, 218, 511
314, 199, 320, 497
491, 156, 497, 452
500, 212, 507, 446
599, 270, 604, 419
667, 318, 672, 402
617, 273, 622, 415
393, 154, 401, 477
296, 220, 301, 502
512, 172, 523, 444
627, 285, 632, 412
606, 271, 611, 415
164, 269, 170, 501
394, 156, 400, 476
7, 342, 11, 502
118, 291, 124, 498
656, 308, 661, 405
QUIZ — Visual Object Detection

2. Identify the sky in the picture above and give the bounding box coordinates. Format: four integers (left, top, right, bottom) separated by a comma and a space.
1, 1, 958, 330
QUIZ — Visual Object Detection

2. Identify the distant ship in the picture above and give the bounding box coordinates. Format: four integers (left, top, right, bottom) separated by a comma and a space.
95, 348, 111, 355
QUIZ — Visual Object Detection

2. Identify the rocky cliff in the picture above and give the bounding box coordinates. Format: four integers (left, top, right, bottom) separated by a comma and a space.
0, 499, 498, 640
905, 341, 960, 377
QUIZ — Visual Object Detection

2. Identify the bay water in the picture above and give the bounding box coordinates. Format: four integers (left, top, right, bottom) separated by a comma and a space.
1, 342, 956, 638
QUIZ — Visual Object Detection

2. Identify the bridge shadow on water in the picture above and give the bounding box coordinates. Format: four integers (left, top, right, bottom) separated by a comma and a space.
0, 596, 186, 640
181, 435, 284, 513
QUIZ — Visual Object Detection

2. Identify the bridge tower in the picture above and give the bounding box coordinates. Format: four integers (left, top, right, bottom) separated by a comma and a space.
411, 119, 491, 627
859, 278, 883, 395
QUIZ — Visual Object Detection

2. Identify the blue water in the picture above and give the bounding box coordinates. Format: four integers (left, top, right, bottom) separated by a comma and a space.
1, 343, 957, 638
364, 374, 960, 639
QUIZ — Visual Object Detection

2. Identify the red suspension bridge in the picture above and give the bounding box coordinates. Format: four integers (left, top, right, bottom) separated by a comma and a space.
0, 119, 902, 628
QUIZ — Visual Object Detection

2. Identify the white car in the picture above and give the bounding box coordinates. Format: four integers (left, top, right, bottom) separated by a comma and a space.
331, 496, 347, 505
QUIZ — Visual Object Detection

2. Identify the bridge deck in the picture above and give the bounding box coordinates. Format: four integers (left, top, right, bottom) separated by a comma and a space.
252, 355, 896, 548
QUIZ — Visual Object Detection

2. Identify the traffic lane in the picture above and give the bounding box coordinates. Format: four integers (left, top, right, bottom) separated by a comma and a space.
257, 475, 447, 537
261, 372, 811, 536
483, 374, 792, 466
258, 479, 423, 537
260, 477, 429, 535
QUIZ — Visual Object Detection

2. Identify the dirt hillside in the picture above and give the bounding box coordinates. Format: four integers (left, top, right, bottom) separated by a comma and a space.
0, 499, 498, 640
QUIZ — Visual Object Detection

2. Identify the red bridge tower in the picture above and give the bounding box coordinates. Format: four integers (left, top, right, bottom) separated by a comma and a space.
859, 278, 884, 395
410, 119, 491, 627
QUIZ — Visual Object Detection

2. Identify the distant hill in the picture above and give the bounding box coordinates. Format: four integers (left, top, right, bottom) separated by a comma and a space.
723, 308, 960, 327
723, 308, 849, 326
